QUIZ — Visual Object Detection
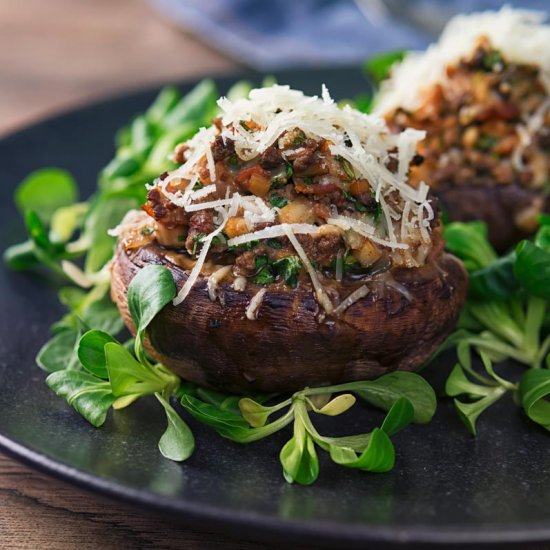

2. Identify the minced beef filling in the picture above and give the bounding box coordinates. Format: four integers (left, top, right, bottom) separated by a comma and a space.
143, 125, 439, 284
387, 38, 550, 192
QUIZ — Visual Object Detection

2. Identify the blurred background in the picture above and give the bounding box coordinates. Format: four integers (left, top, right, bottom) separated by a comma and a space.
1, 0, 547, 136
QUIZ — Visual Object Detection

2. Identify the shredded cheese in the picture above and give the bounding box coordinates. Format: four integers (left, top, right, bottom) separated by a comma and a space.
374, 7, 550, 115
282, 224, 334, 314
246, 288, 267, 320
333, 285, 370, 316
227, 223, 319, 247
135, 84, 440, 314
173, 208, 229, 306
207, 265, 232, 301
189, 184, 217, 201
327, 216, 409, 250
232, 276, 247, 292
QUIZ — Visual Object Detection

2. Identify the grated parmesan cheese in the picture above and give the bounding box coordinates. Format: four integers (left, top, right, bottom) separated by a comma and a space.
189, 184, 217, 201
333, 285, 370, 316
207, 265, 232, 301
374, 7, 550, 115
326, 216, 410, 250
173, 207, 229, 306
246, 288, 267, 320
139, 84, 439, 314
283, 224, 334, 314
227, 223, 319, 247
232, 276, 247, 292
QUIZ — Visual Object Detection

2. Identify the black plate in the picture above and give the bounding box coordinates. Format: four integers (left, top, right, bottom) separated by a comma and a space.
1, 68, 550, 549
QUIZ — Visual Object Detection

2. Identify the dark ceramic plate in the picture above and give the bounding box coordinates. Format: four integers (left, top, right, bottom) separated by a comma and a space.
1, 68, 550, 549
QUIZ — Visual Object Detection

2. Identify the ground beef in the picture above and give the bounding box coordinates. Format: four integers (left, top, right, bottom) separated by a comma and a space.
144, 188, 189, 228
298, 233, 343, 267
212, 136, 235, 162
234, 244, 269, 276
189, 210, 215, 234
388, 38, 550, 192
260, 146, 284, 169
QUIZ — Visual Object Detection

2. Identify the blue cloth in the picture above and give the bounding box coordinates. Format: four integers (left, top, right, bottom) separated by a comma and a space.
149, 0, 549, 70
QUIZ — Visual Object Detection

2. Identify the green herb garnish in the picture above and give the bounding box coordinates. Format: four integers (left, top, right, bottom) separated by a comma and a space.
482, 50, 503, 71
252, 255, 275, 285
364, 50, 406, 84
191, 233, 206, 255
285, 161, 294, 180
273, 256, 302, 288
292, 130, 306, 146
343, 190, 368, 213
336, 155, 355, 180
180, 372, 435, 484
270, 195, 288, 208
228, 239, 259, 252
440, 218, 550, 433
266, 238, 282, 249
476, 135, 498, 151
270, 175, 286, 189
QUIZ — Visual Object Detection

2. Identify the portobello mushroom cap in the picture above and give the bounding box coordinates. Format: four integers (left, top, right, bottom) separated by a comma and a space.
111, 242, 468, 394
436, 183, 549, 252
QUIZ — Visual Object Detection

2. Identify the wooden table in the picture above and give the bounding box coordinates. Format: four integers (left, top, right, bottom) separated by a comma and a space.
0, 1, 296, 548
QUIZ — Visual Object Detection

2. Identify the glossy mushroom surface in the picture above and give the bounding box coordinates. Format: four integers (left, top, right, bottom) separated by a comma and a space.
112, 243, 468, 393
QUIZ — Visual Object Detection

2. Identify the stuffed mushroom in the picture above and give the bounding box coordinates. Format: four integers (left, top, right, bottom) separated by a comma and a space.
375, 8, 550, 251
111, 85, 468, 393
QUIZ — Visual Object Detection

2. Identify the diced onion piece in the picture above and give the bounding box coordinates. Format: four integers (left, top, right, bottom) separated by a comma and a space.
246, 288, 267, 320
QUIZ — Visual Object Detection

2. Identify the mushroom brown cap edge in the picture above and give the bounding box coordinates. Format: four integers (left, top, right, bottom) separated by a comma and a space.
111, 243, 468, 394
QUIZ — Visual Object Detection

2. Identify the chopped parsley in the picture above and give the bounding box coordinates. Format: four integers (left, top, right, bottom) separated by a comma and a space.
273, 256, 302, 288
330, 249, 360, 275
292, 130, 306, 146
476, 135, 498, 151
343, 190, 368, 213
140, 226, 153, 236
303, 177, 314, 185
270, 195, 288, 208
228, 154, 240, 168
239, 120, 250, 131
271, 174, 287, 189
192, 180, 204, 191
267, 238, 283, 249
211, 233, 227, 247
251, 254, 302, 287
483, 50, 503, 72
336, 155, 355, 180
191, 233, 206, 255
285, 161, 294, 180
252, 255, 275, 285
228, 239, 260, 252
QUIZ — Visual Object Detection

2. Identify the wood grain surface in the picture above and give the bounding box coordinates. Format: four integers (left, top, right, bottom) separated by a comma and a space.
0, 0, 237, 135
0, 1, 299, 548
